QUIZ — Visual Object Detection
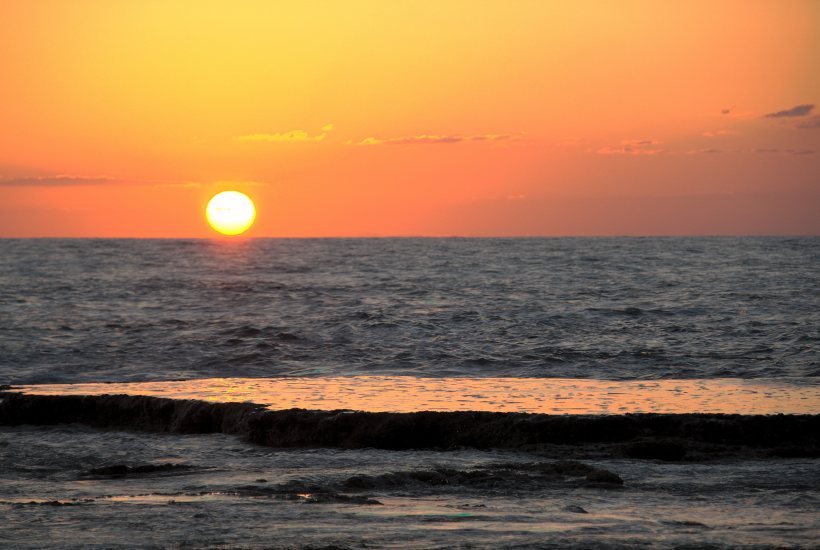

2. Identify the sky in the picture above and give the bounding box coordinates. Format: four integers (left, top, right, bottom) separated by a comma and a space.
1, 0, 818, 237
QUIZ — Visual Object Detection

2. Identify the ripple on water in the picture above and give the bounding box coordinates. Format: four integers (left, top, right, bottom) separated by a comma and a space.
0, 237, 818, 384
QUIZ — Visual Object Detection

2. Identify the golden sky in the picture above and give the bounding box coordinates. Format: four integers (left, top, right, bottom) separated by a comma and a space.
1, 0, 818, 237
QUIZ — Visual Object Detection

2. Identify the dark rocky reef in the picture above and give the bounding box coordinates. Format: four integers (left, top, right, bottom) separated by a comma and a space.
86, 463, 194, 477
1, 392, 818, 460
340, 460, 623, 490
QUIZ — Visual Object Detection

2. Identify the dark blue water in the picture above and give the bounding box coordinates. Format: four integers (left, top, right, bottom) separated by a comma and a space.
1, 237, 818, 384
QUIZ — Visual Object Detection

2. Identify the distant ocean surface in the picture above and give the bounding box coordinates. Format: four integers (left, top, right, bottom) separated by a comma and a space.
1, 237, 819, 385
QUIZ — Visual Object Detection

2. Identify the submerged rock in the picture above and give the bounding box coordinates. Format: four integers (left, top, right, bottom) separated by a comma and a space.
339, 460, 623, 491
301, 493, 383, 505
624, 439, 687, 461
88, 463, 193, 476
585, 469, 624, 484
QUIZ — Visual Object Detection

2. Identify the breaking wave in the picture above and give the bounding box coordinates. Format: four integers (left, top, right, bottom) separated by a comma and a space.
2, 392, 818, 459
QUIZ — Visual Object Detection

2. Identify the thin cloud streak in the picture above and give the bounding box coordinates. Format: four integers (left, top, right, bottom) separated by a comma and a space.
763, 104, 814, 118
704, 130, 741, 137
0, 176, 270, 187
236, 130, 327, 142
597, 140, 663, 155
753, 148, 814, 155
0, 175, 131, 187
796, 115, 820, 129
355, 133, 519, 146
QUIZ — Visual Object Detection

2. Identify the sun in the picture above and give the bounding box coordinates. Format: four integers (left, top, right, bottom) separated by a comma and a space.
206, 191, 256, 235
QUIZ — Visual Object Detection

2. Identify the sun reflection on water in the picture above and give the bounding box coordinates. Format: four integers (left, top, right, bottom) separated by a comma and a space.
14, 377, 819, 414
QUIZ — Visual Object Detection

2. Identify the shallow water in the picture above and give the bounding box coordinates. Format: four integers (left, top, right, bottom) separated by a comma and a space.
1, 237, 819, 384
2, 425, 819, 550
15, 376, 820, 414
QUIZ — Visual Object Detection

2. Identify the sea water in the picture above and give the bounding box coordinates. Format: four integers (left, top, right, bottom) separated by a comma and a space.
2, 237, 818, 384
1, 237, 819, 549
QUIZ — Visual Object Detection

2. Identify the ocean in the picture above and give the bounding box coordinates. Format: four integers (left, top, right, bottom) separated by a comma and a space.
3, 237, 819, 383
1, 237, 819, 549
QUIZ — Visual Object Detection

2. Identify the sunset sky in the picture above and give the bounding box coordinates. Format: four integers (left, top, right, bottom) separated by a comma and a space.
1, 0, 818, 237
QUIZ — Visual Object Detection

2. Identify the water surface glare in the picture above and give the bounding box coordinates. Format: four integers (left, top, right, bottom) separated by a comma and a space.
15, 377, 820, 414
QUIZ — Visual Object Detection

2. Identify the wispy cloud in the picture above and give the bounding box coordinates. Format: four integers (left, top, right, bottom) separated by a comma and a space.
0, 175, 130, 187
796, 115, 820, 129
719, 106, 753, 117
687, 149, 723, 154
597, 140, 663, 155
0, 175, 267, 187
754, 148, 814, 155
236, 129, 328, 142
555, 137, 584, 146
703, 130, 740, 137
763, 104, 814, 118
354, 133, 520, 146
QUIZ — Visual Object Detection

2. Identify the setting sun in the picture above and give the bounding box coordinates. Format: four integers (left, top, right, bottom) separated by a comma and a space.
206, 191, 255, 235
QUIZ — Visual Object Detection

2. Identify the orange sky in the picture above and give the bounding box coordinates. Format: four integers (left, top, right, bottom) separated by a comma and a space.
1, 0, 818, 237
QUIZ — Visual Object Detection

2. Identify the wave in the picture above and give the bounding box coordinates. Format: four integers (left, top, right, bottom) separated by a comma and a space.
1, 392, 818, 459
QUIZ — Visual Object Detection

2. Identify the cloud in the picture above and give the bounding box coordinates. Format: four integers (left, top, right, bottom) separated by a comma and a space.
235, 130, 327, 142
703, 130, 741, 137
719, 106, 752, 116
763, 104, 814, 118
597, 146, 659, 155
556, 137, 584, 146
0, 175, 234, 187
357, 135, 459, 145
0, 175, 128, 187
752, 149, 814, 155
596, 140, 663, 155
796, 115, 820, 129
354, 133, 519, 146
687, 149, 722, 154
322, 124, 334, 131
